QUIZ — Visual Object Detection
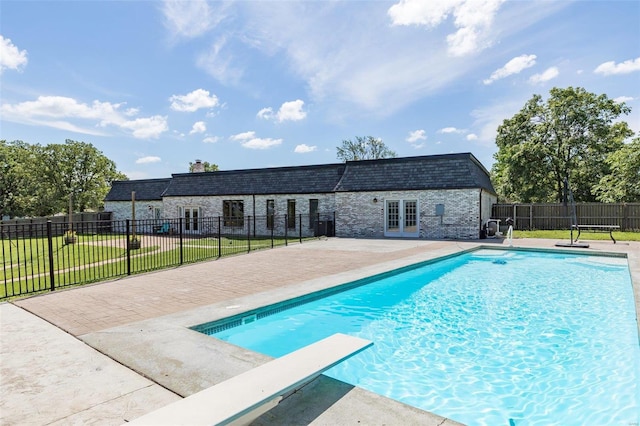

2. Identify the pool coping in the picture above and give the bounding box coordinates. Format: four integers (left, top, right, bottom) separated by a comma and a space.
79, 242, 638, 424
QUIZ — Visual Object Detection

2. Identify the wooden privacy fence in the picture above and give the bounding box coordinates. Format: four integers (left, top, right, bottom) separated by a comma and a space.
491, 203, 640, 231
0, 212, 113, 238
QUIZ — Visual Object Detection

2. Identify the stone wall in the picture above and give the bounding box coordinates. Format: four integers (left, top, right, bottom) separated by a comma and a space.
162, 193, 336, 237
106, 188, 497, 240
104, 200, 164, 233
336, 188, 492, 239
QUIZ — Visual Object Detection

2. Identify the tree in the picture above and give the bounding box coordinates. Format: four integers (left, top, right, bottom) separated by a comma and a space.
189, 160, 219, 172
336, 136, 397, 162
0, 139, 127, 217
0, 140, 41, 218
491, 87, 633, 203
594, 137, 640, 202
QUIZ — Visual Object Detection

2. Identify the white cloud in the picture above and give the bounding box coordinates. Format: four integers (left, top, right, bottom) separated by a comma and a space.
388, 0, 505, 56
483, 54, 537, 85
294, 144, 317, 153
0, 35, 28, 73
136, 156, 161, 164
0, 95, 168, 139
411, 142, 425, 149
196, 36, 244, 85
438, 127, 464, 134
594, 57, 640, 76
276, 100, 307, 122
406, 129, 427, 143
203, 136, 220, 143
242, 138, 282, 150
466, 133, 478, 141
230, 131, 282, 150
230, 131, 256, 141
170, 89, 219, 112
258, 100, 307, 122
529, 66, 559, 84
257, 107, 274, 120
161, 0, 223, 39
119, 116, 169, 139
190, 121, 206, 134
614, 96, 634, 104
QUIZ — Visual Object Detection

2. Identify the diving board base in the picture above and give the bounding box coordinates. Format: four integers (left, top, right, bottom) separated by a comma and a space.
125, 333, 372, 426
555, 241, 590, 248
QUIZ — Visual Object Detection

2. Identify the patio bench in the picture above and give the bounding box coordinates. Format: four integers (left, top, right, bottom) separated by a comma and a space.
572, 224, 620, 243
125, 333, 373, 426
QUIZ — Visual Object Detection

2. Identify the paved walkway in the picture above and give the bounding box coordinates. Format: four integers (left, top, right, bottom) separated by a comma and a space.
2, 237, 638, 425
12, 239, 454, 336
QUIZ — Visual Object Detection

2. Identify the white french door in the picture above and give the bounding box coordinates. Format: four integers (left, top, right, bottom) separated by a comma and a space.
384, 199, 419, 237
180, 207, 201, 233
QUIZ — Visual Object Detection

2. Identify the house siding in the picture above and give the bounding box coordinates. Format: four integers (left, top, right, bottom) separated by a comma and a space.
103, 153, 497, 241
336, 188, 495, 239
163, 193, 336, 237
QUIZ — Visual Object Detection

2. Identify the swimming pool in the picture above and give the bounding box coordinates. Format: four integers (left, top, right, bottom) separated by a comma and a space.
197, 248, 640, 426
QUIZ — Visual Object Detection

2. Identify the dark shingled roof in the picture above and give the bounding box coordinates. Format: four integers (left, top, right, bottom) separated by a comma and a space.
104, 153, 495, 200
335, 153, 495, 193
162, 163, 346, 197
104, 178, 171, 201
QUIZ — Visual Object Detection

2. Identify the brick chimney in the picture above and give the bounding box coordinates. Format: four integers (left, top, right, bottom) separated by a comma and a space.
192, 159, 205, 173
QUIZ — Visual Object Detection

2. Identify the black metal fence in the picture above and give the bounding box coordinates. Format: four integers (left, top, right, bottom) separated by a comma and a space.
0, 212, 335, 300
491, 203, 640, 231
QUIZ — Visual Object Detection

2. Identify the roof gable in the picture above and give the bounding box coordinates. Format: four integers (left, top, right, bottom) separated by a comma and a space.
335, 153, 495, 193
104, 178, 171, 201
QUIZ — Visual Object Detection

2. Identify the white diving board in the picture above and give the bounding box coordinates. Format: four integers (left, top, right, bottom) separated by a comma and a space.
125, 333, 373, 426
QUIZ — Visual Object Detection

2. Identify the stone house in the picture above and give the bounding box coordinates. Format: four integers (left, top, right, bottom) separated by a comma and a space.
104, 153, 497, 239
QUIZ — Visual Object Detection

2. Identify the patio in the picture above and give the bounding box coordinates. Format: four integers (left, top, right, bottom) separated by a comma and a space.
2, 237, 638, 425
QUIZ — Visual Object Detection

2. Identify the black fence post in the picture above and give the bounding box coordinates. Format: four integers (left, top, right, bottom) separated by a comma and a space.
218, 216, 222, 258
179, 217, 184, 265
247, 216, 251, 253
270, 218, 274, 249
298, 214, 302, 243
126, 219, 131, 276
47, 221, 55, 292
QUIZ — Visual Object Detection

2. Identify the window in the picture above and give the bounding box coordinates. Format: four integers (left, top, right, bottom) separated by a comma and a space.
266, 199, 275, 230
223, 200, 244, 227
154, 207, 161, 219
309, 199, 319, 228
287, 199, 296, 229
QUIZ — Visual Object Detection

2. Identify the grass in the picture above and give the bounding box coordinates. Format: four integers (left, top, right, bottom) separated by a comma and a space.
513, 229, 640, 241
1, 233, 317, 299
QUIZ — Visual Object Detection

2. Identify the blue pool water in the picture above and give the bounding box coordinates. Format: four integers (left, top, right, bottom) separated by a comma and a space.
208, 249, 640, 426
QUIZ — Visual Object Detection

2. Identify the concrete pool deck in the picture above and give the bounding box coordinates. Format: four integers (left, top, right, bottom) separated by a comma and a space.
2, 237, 639, 425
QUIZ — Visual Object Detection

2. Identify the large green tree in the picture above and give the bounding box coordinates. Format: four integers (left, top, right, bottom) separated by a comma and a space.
491, 87, 633, 203
0, 140, 41, 218
336, 136, 397, 162
0, 139, 127, 217
593, 137, 640, 202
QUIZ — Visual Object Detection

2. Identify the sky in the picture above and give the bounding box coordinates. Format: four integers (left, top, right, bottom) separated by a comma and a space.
1, 0, 639, 180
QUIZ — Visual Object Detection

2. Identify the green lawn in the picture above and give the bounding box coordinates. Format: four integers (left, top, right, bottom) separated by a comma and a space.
1, 233, 316, 299
513, 229, 640, 241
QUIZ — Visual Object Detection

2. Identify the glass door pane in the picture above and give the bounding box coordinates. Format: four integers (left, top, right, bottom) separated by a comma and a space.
404, 200, 417, 233
192, 208, 199, 231
386, 201, 399, 232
